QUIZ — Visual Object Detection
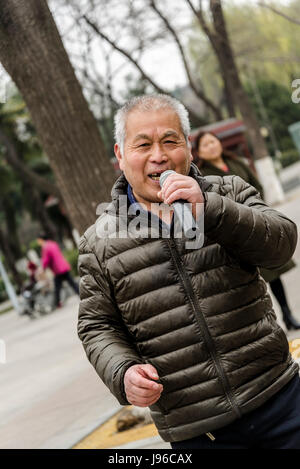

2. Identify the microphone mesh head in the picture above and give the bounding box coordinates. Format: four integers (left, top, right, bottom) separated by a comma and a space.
159, 170, 176, 188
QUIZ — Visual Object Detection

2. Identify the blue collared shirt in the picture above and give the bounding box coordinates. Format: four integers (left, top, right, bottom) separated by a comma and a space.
127, 183, 174, 234
127, 183, 137, 206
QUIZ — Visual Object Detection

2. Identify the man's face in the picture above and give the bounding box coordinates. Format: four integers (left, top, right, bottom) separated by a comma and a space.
114, 108, 192, 210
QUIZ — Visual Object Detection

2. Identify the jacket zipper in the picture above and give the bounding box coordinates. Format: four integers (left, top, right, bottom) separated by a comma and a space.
166, 238, 242, 419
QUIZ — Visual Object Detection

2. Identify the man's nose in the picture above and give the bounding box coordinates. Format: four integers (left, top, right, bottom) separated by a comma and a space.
149, 144, 168, 163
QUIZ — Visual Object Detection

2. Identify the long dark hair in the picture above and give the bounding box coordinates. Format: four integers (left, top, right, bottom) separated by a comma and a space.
192, 131, 238, 169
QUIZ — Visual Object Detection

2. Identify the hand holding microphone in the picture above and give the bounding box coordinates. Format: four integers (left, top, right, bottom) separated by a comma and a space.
158, 170, 204, 237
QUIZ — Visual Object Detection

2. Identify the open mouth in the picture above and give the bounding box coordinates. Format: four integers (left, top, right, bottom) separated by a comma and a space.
148, 173, 161, 181
148, 170, 171, 182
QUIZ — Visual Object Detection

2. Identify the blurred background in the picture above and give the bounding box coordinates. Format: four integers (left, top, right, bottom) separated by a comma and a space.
0, 0, 300, 449
0, 0, 300, 308
0, 0, 300, 306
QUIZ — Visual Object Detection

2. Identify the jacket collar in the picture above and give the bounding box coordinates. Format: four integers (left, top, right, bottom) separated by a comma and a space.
111, 162, 212, 201
100, 162, 213, 228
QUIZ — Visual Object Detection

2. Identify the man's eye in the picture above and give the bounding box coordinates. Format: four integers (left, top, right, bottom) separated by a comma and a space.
164, 140, 176, 144
139, 143, 150, 147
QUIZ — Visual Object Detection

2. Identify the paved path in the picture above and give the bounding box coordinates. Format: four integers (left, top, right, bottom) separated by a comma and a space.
271, 187, 300, 339
0, 296, 120, 449
0, 186, 300, 450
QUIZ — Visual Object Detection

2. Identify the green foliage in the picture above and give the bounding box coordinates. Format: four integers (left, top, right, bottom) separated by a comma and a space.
245, 79, 300, 152
279, 149, 300, 168
0, 163, 14, 192
225, 1, 300, 87
188, 0, 300, 117
63, 248, 79, 277
0, 90, 67, 265
28, 239, 41, 256
0, 278, 8, 303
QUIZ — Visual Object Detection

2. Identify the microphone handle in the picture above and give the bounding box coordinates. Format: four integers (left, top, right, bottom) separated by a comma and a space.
159, 170, 196, 237
172, 200, 196, 238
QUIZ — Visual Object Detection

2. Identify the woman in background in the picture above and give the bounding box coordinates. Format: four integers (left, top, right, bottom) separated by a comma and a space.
193, 130, 300, 331
37, 234, 79, 308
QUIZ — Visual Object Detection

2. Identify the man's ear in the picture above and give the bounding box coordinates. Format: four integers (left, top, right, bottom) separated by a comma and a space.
114, 143, 124, 171
188, 136, 193, 161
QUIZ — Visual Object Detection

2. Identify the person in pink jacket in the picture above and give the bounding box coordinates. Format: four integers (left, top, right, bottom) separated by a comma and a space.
37, 234, 79, 308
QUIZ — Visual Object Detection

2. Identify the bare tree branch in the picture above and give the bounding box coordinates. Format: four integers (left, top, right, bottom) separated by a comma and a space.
149, 0, 222, 120
79, 14, 207, 124
186, 0, 218, 50
258, 1, 300, 26
243, 55, 300, 64
185, 0, 236, 116
81, 14, 169, 94
73, 10, 120, 109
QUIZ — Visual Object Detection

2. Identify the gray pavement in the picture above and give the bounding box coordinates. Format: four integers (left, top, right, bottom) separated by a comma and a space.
0, 185, 300, 450
0, 296, 121, 449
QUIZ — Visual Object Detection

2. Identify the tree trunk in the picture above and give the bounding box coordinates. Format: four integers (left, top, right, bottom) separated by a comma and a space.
209, 1, 284, 204
0, 0, 116, 234
209, 0, 269, 160
222, 78, 236, 118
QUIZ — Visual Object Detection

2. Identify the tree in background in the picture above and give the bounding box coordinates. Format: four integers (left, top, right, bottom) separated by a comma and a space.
0, 0, 299, 235
61, 0, 212, 125
0, 161, 22, 279
246, 79, 300, 157
0, 0, 116, 235
0, 92, 63, 238
186, 0, 270, 159
0, 91, 78, 287
258, 0, 300, 28
188, 1, 300, 114
226, 0, 300, 88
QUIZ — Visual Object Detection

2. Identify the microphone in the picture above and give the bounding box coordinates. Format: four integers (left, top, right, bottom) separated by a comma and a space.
159, 170, 196, 238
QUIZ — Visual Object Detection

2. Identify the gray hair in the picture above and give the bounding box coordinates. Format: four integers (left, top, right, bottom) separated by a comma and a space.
114, 94, 191, 154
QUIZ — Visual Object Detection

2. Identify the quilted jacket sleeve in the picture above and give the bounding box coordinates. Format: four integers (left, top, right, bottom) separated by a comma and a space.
77, 233, 143, 405
204, 175, 298, 269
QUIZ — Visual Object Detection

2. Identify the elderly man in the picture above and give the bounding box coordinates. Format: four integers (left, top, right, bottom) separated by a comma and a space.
78, 94, 300, 449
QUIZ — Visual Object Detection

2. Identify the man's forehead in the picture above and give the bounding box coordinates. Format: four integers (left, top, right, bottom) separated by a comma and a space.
133, 129, 180, 142
125, 108, 183, 138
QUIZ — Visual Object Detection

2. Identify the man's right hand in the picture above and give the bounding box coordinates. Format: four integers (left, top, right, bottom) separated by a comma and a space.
124, 364, 163, 407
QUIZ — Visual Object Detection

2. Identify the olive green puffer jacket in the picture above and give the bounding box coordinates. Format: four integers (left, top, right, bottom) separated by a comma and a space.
77, 163, 299, 443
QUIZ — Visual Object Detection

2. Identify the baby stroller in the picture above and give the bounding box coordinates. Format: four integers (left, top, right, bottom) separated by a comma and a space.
19, 279, 54, 319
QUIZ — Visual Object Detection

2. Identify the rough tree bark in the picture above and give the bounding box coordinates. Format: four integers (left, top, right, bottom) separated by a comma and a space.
0, 0, 117, 234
